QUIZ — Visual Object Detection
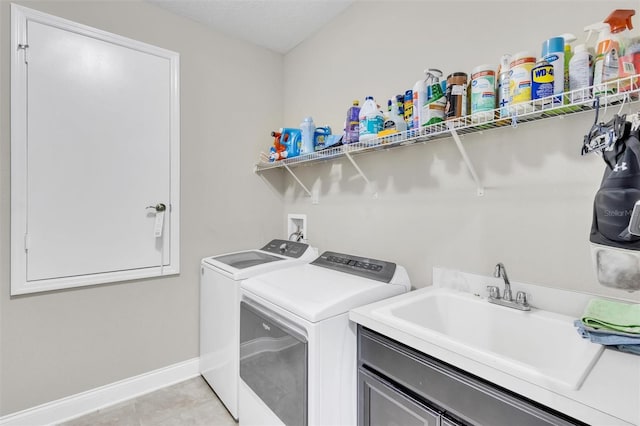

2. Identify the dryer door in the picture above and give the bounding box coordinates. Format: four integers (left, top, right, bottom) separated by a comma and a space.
240, 300, 307, 426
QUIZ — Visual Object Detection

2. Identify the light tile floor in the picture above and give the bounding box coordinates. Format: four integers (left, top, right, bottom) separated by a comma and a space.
58, 377, 236, 426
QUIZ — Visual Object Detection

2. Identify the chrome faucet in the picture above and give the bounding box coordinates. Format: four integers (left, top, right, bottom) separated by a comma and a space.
487, 263, 530, 311
494, 262, 512, 301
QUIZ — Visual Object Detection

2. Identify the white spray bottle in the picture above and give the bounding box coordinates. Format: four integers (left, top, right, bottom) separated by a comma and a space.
585, 21, 619, 96
412, 72, 428, 130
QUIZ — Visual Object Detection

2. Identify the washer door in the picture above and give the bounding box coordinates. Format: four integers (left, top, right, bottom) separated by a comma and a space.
240, 300, 307, 426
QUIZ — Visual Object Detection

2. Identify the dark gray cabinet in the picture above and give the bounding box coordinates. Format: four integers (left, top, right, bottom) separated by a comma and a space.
357, 326, 587, 426
360, 368, 442, 426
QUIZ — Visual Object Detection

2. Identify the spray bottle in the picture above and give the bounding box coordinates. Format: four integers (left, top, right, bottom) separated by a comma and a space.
422, 69, 446, 126
585, 21, 619, 97
412, 72, 428, 130
605, 9, 637, 93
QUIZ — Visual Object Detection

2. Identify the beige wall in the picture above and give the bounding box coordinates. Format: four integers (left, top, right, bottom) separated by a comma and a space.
3, 0, 640, 417
280, 0, 640, 302
0, 0, 284, 415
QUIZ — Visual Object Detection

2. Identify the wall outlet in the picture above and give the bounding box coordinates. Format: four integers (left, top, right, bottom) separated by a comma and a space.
287, 214, 307, 243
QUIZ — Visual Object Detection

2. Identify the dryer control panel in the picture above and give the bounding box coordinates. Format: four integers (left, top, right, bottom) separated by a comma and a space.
260, 239, 310, 258
311, 251, 397, 283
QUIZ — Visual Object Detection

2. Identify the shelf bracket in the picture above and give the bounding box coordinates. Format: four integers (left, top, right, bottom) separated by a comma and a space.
283, 163, 313, 199
447, 122, 485, 196
344, 151, 378, 198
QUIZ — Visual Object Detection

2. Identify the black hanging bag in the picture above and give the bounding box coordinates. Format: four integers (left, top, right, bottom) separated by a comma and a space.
590, 121, 640, 249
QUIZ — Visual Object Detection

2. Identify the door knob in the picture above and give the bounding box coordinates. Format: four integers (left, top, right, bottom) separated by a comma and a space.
146, 203, 166, 212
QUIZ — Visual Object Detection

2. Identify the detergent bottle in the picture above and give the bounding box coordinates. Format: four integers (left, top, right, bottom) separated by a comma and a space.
380, 98, 407, 136
344, 100, 360, 144
605, 9, 638, 93
358, 96, 383, 143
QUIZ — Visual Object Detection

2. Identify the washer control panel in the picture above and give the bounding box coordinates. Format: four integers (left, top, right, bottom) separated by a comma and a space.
311, 251, 396, 283
261, 239, 310, 258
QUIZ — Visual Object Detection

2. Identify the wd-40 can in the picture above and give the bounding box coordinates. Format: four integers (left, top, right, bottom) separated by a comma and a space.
531, 59, 554, 109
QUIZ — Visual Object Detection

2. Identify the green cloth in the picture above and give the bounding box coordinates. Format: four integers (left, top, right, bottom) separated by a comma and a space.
581, 299, 640, 334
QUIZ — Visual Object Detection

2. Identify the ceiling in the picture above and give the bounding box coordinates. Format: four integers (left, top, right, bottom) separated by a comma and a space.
147, 0, 354, 54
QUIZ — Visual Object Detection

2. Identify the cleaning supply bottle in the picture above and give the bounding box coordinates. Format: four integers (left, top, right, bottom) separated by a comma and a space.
497, 54, 512, 118
586, 20, 620, 97
605, 9, 636, 54
620, 36, 640, 95
412, 72, 428, 130
300, 117, 316, 155
560, 33, 577, 103
569, 44, 593, 102
403, 90, 413, 130
541, 36, 565, 105
380, 98, 407, 136
422, 69, 446, 126
344, 100, 360, 144
605, 9, 637, 94
358, 96, 383, 143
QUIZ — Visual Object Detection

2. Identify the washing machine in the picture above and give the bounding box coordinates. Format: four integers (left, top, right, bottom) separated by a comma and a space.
238, 251, 411, 426
200, 239, 317, 420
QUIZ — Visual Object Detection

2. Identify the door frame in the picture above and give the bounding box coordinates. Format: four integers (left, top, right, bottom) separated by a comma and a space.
10, 4, 181, 295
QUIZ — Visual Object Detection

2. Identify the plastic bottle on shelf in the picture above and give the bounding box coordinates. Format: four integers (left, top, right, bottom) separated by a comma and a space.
569, 44, 593, 102
358, 96, 383, 143
585, 20, 621, 97
605, 9, 638, 94
422, 69, 446, 126
413, 73, 428, 130
403, 90, 413, 130
300, 116, 316, 155
344, 100, 360, 144
380, 98, 407, 136
559, 34, 577, 103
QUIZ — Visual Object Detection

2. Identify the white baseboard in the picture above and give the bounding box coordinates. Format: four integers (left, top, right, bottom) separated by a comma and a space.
0, 357, 200, 426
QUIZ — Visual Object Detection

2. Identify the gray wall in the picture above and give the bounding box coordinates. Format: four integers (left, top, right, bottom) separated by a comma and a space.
0, 0, 284, 415
280, 0, 640, 302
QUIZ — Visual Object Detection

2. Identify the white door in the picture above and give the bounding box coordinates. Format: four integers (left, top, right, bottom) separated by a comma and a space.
11, 5, 180, 294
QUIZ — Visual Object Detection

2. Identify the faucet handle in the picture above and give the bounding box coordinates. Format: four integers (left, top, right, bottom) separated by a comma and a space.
516, 291, 529, 306
486, 285, 500, 299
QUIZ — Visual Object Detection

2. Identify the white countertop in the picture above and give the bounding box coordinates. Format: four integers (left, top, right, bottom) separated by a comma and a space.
349, 268, 640, 426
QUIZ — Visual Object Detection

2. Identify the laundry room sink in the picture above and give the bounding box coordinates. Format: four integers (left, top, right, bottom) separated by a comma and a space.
371, 287, 604, 390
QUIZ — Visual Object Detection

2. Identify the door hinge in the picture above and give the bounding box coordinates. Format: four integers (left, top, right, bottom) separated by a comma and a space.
24, 233, 30, 252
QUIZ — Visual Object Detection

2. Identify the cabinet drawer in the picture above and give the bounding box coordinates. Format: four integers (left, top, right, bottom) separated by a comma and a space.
358, 327, 585, 426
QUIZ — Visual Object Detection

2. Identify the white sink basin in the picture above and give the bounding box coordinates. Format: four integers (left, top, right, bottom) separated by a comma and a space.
372, 287, 604, 390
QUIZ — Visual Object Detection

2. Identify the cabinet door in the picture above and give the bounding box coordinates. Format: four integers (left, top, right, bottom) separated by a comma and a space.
441, 416, 464, 426
359, 368, 440, 426
11, 5, 180, 294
